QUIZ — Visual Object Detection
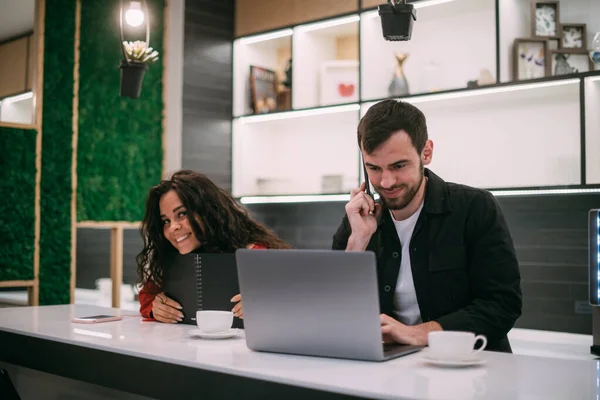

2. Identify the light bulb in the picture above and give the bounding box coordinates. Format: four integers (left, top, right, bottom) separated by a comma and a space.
125, 1, 144, 27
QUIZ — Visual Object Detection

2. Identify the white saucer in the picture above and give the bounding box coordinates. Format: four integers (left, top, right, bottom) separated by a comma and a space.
188, 328, 241, 339
423, 353, 486, 367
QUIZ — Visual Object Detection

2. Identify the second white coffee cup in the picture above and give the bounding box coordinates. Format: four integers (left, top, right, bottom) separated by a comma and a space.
428, 331, 487, 360
196, 310, 233, 333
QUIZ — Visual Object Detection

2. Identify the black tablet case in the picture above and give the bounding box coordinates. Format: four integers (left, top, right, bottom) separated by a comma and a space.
162, 252, 243, 328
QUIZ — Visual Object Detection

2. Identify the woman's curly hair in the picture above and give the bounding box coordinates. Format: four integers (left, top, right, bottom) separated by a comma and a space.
136, 170, 291, 289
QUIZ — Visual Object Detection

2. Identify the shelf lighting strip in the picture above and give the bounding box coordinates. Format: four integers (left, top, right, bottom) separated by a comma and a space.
364, 0, 460, 18
399, 79, 579, 104
295, 15, 360, 33
238, 104, 360, 124
238, 29, 293, 45
240, 187, 600, 204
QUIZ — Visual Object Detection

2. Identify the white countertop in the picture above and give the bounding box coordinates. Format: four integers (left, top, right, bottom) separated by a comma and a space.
0, 304, 598, 400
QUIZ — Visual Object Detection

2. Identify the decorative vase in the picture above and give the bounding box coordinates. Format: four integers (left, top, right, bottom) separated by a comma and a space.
119, 60, 148, 99
590, 32, 600, 69
388, 52, 410, 97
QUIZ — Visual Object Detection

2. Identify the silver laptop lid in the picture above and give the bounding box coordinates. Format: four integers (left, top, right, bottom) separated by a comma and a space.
235, 249, 386, 361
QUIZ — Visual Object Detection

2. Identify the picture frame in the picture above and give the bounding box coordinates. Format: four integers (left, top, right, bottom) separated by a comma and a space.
531, 1, 561, 40
550, 50, 593, 76
319, 60, 359, 106
513, 38, 550, 81
249, 65, 278, 114
559, 23, 587, 52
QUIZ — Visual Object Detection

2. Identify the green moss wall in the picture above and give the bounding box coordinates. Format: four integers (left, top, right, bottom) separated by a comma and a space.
0, 128, 36, 281
39, 0, 76, 304
77, 0, 164, 222
3, 0, 164, 304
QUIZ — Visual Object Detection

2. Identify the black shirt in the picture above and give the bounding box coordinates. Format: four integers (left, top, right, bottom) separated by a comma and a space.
332, 169, 522, 352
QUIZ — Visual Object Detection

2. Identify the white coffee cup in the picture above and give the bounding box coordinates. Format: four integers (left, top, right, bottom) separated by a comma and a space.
428, 331, 487, 361
196, 310, 233, 333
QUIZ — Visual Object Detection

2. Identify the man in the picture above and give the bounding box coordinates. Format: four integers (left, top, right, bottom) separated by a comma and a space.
332, 99, 522, 352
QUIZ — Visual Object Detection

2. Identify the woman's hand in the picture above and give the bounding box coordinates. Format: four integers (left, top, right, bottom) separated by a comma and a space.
151, 292, 183, 323
231, 294, 243, 319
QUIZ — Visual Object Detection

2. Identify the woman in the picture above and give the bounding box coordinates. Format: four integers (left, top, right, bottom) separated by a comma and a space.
136, 170, 291, 323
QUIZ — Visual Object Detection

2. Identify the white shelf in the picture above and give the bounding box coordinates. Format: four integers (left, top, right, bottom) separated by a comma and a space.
499, 0, 600, 82
0, 91, 33, 125
231, 0, 600, 198
293, 16, 359, 109
585, 75, 600, 184
232, 106, 360, 197
360, 0, 496, 101
233, 30, 292, 117
363, 79, 582, 189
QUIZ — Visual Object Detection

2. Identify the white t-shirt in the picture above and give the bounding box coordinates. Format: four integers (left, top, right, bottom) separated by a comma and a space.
391, 203, 424, 326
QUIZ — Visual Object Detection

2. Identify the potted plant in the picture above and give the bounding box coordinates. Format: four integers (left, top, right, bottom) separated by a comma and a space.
119, 40, 159, 98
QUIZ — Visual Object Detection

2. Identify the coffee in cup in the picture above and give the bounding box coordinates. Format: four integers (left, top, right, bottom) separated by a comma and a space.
195, 310, 233, 333
427, 331, 487, 360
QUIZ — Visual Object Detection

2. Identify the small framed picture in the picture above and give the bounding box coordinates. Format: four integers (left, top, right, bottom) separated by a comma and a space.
513, 38, 550, 81
560, 23, 587, 51
249, 66, 278, 114
531, 1, 561, 39
550, 50, 593, 76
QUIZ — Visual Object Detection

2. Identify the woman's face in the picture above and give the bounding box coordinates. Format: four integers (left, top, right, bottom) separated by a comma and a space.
159, 190, 202, 254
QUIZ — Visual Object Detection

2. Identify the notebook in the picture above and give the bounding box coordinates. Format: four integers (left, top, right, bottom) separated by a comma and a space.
162, 252, 243, 328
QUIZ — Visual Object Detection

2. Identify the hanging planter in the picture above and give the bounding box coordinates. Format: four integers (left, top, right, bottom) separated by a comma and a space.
118, 1, 159, 99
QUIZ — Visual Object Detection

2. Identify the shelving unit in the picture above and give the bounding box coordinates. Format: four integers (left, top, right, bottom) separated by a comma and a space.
232, 0, 600, 200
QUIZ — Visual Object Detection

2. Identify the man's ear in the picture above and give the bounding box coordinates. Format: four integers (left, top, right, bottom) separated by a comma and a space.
421, 139, 433, 166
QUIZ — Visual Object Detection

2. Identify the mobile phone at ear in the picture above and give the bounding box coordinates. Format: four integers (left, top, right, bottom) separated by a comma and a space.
362, 159, 372, 197
71, 315, 123, 324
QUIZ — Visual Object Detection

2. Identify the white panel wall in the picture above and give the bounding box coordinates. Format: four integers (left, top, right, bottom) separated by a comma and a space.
362, 82, 581, 188
361, 0, 496, 100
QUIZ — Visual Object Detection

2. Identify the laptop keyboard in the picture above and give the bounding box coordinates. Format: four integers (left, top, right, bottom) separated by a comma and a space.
383, 342, 422, 358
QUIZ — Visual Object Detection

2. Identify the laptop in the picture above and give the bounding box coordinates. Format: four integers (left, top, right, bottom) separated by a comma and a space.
235, 249, 424, 362
162, 252, 243, 328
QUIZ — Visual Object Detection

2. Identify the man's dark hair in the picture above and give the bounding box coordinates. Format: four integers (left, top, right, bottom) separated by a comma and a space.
357, 99, 428, 154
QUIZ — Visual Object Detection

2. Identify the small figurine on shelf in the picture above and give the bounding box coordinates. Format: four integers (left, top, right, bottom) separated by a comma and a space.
590, 32, 600, 69
282, 58, 292, 89
388, 52, 410, 97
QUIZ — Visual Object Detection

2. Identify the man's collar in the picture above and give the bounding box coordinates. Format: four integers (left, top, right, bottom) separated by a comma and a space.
377, 168, 451, 227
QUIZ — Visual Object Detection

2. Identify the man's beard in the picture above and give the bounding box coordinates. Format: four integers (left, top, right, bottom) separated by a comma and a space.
377, 166, 424, 210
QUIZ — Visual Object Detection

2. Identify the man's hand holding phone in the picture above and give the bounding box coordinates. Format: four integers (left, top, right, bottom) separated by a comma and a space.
345, 181, 381, 251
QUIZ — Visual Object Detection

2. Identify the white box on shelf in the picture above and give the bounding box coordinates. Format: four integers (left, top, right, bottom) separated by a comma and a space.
319, 60, 359, 106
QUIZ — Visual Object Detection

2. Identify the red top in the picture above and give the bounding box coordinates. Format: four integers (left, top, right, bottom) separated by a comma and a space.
138, 244, 268, 319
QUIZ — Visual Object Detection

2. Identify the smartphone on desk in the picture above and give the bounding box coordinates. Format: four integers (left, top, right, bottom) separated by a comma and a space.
71, 315, 123, 324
